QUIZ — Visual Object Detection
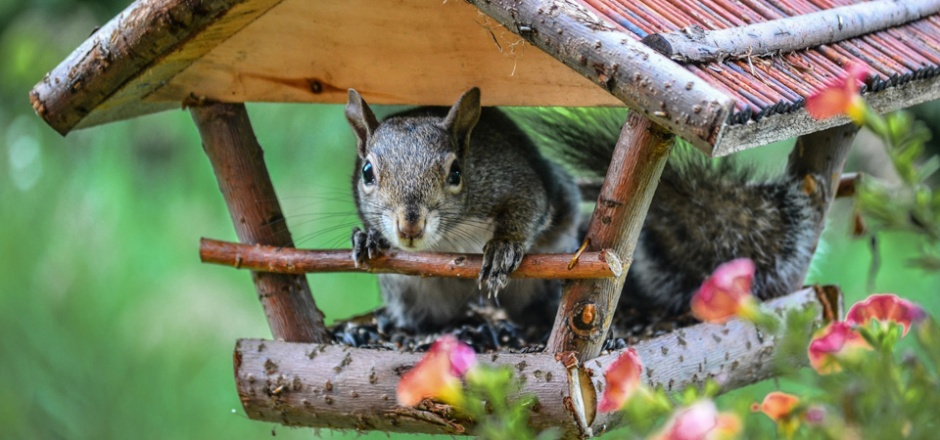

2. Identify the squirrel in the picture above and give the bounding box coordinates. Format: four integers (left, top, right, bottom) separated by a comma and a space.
345, 88, 821, 331
345, 87, 581, 331
521, 108, 823, 314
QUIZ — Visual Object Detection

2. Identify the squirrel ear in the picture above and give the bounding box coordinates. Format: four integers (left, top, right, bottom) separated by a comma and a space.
443, 87, 481, 153
345, 89, 379, 157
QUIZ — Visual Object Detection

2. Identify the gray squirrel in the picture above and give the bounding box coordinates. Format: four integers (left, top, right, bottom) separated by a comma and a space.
345, 87, 821, 331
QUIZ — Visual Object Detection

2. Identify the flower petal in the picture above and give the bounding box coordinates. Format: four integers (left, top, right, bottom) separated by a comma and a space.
846, 293, 926, 336
654, 400, 741, 440
598, 348, 643, 413
754, 391, 800, 421
397, 348, 460, 406
808, 322, 870, 374
806, 87, 855, 120
397, 335, 476, 406
691, 258, 755, 323
806, 62, 870, 121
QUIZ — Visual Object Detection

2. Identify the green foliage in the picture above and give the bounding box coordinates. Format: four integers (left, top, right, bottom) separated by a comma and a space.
460, 366, 558, 440
855, 108, 940, 267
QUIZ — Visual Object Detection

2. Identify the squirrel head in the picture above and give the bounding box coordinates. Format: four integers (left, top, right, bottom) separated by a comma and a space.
345, 87, 482, 251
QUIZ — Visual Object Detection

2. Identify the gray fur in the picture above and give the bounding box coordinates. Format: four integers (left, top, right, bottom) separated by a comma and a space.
346, 88, 580, 331
519, 107, 821, 314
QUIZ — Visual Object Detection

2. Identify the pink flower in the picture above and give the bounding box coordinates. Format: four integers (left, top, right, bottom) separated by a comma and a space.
807, 322, 870, 374
752, 391, 799, 422
397, 335, 476, 406
653, 400, 742, 440
598, 348, 643, 413
691, 258, 758, 324
805, 62, 869, 124
846, 293, 925, 336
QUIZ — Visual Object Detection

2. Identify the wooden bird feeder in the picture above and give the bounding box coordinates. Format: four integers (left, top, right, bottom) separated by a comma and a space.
30, 0, 940, 437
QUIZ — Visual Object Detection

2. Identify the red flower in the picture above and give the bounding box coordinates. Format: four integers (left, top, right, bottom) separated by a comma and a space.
807, 322, 870, 374
397, 335, 476, 406
653, 400, 742, 440
752, 391, 799, 422
691, 258, 758, 324
598, 348, 643, 413
846, 293, 925, 336
805, 62, 869, 124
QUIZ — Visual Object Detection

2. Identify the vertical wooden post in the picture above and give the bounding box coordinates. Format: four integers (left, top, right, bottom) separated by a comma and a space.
547, 112, 673, 359
785, 123, 860, 289
191, 102, 330, 343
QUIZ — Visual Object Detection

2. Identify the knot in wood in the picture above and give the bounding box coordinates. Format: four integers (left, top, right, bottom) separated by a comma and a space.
568, 302, 602, 338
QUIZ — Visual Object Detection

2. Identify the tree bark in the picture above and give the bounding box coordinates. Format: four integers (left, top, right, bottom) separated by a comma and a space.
467, 0, 732, 151
234, 287, 827, 438
200, 238, 621, 279
191, 102, 330, 343
547, 113, 673, 360
642, 0, 940, 63
29, 0, 279, 135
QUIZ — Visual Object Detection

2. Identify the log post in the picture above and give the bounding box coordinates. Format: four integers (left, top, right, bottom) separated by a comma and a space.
547, 113, 674, 359
784, 123, 860, 290
191, 102, 330, 343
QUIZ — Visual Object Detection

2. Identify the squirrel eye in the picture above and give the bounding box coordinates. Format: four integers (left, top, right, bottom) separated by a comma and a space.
446, 161, 461, 186
361, 160, 376, 186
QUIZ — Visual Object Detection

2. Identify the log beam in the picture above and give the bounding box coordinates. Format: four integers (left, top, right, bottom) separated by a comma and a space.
235, 287, 827, 437
642, 0, 940, 63
547, 113, 673, 359
784, 123, 860, 290
468, 0, 732, 151
191, 102, 330, 343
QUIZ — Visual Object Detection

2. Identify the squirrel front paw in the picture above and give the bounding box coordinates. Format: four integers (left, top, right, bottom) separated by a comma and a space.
479, 240, 525, 294
351, 227, 389, 267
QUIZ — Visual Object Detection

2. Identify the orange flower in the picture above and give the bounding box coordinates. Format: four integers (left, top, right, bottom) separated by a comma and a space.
753, 392, 802, 439
396, 335, 476, 406
653, 400, 742, 440
598, 348, 643, 413
845, 293, 925, 336
691, 258, 758, 324
807, 322, 870, 374
805, 62, 869, 124
752, 391, 799, 421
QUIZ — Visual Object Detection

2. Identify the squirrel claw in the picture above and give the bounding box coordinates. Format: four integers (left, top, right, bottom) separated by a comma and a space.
479, 240, 524, 296
351, 227, 389, 267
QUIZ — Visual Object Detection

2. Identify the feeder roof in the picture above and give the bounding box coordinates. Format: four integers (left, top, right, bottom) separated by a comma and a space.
29, 0, 940, 155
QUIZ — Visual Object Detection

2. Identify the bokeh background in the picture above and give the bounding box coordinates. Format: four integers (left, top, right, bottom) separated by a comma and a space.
2, 1, 939, 438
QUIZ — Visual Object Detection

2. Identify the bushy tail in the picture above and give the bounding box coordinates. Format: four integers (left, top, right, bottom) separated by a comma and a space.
511, 108, 822, 314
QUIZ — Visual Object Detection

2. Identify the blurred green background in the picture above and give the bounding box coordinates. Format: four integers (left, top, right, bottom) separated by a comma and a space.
2, 1, 939, 439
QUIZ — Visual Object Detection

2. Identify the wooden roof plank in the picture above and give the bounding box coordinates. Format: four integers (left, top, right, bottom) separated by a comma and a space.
143, 0, 624, 109
30, 0, 282, 135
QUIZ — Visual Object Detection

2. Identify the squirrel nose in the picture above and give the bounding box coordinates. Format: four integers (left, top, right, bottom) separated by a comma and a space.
397, 218, 425, 241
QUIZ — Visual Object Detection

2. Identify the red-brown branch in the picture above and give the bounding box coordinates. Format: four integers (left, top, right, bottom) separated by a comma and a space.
191, 102, 330, 343
199, 238, 622, 279
547, 112, 674, 359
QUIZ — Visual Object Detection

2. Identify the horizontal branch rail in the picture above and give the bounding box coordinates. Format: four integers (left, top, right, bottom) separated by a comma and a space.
200, 238, 622, 279
642, 0, 940, 62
